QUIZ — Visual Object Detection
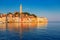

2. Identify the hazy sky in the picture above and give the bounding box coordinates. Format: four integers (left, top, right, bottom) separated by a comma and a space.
0, 0, 60, 21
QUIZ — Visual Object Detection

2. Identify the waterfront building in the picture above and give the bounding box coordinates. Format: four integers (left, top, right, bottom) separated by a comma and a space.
7, 13, 13, 23
13, 12, 20, 23
37, 17, 48, 23
0, 15, 2, 23
2, 14, 6, 23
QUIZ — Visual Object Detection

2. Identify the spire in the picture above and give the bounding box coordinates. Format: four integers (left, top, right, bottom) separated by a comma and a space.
20, 4, 22, 14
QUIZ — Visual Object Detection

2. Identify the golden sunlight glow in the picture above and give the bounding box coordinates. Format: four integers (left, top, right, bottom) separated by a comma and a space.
0, 22, 48, 31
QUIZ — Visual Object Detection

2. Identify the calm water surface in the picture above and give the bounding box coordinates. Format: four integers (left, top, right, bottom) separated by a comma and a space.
0, 22, 60, 40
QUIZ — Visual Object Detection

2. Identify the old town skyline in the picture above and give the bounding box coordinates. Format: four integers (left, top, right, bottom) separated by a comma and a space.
0, 0, 60, 21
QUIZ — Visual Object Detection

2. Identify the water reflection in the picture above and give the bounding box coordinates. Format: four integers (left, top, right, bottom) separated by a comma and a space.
37, 22, 48, 29
0, 23, 48, 31
0, 22, 48, 40
7, 23, 19, 32
0, 23, 6, 31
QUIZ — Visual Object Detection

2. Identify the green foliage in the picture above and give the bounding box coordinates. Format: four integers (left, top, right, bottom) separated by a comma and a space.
7, 12, 12, 16
14, 12, 20, 16
31, 14, 37, 17
22, 12, 30, 16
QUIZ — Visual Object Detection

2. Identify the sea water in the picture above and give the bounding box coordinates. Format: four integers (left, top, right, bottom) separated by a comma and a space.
0, 22, 60, 40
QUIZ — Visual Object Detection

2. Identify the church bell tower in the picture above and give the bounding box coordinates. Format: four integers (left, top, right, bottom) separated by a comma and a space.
20, 4, 22, 14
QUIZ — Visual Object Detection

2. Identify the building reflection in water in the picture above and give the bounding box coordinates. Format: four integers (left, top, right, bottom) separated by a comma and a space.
0, 23, 6, 31
37, 22, 48, 29
0, 22, 48, 39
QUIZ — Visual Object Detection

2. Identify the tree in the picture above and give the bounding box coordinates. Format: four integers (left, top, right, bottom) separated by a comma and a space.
14, 12, 20, 17
23, 12, 31, 16
31, 14, 37, 18
7, 12, 13, 16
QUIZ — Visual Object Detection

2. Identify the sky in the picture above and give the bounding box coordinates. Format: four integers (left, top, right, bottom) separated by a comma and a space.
0, 0, 60, 21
